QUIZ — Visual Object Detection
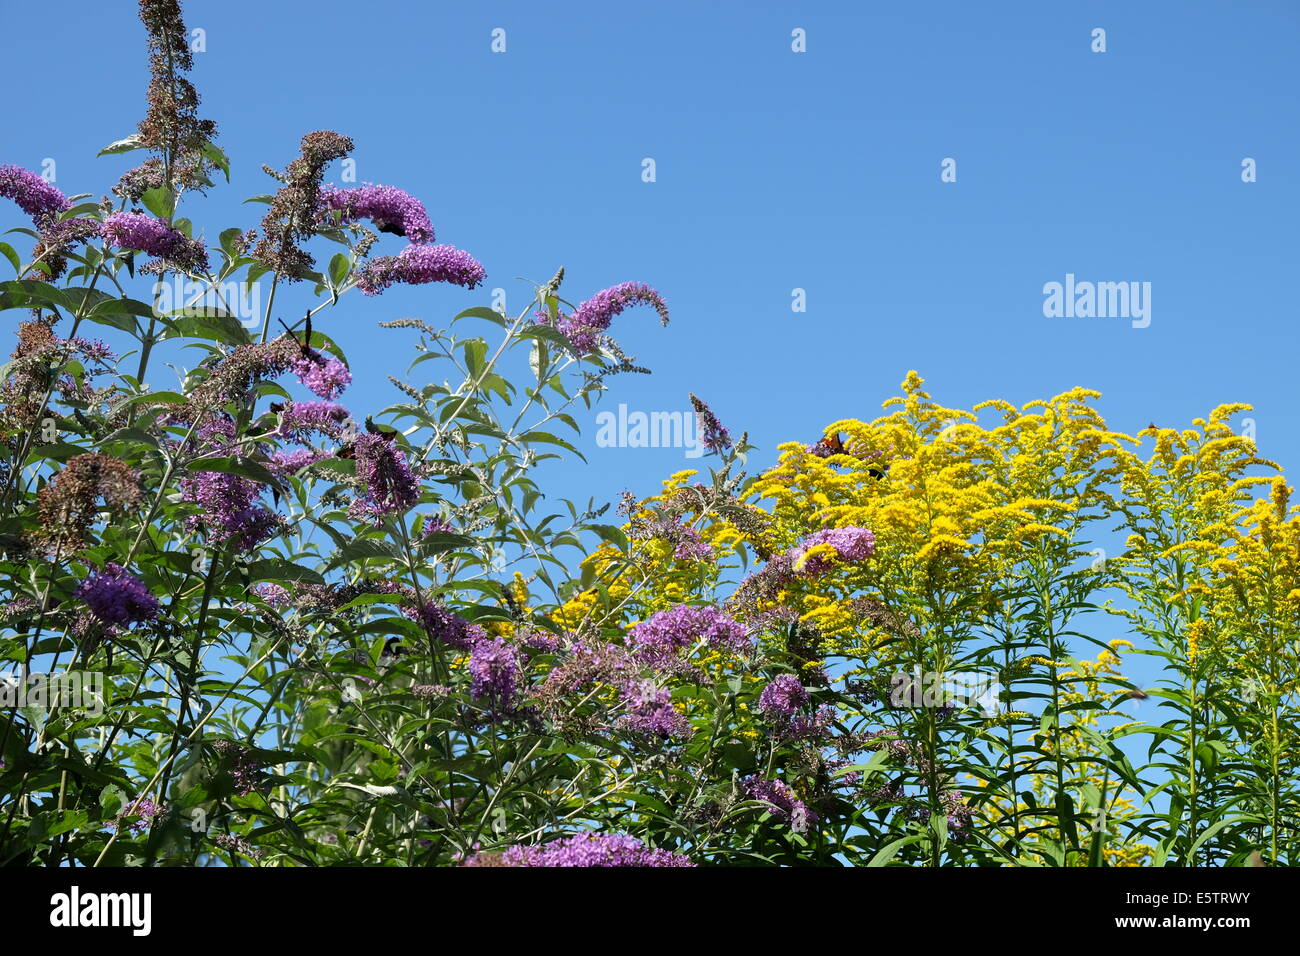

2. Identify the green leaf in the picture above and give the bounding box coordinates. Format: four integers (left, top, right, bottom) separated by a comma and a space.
140, 186, 175, 221
202, 140, 231, 183
244, 559, 325, 586
328, 252, 350, 288
185, 456, 279, 485
98, 134, 145, 156
868, 835, 923, 867
0, 242, 20, 274
453, 306, 508, 327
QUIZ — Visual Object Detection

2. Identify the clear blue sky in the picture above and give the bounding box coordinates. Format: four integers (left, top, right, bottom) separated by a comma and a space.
3, 0, 1298, 511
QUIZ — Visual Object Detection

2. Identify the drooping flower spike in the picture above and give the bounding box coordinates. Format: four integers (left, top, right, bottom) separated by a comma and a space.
319, 184, 435, 243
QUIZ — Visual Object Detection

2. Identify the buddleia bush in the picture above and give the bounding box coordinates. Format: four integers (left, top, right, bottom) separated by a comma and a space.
0, 0, 693, 868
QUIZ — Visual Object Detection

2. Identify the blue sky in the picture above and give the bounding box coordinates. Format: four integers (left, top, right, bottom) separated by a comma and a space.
3, 0, 1297, 511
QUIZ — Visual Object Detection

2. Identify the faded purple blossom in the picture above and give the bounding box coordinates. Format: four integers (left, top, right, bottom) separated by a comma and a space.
466, 833, 694, 868
102, 211, 208, 272
350, 433, 418, 520
212, 832, 262, 860
0, 164, 71, 224
75, 564, 159, 627
671, 524, 715, 562
552, 282, 670, 353
787, 704, 839, 743
689, 393, 731, 453
319, 183, 434, 243
213, 740, 262, 796
790, 526, 876, 577
403, 600, 487, 650
411, 683, 452, 701
356, 243, 485, 295
517, 627, 561, 653
32, 217, 102, 280
742, 777, 817, 834
617, 681, 691, 738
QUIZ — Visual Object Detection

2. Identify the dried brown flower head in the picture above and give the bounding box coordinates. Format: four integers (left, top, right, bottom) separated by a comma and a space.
137, 0, 219, 190
253, 131, 354, 280
34, 453, 141, 553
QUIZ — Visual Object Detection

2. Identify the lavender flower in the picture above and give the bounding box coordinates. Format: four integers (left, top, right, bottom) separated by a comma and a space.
758, 674, 810, 720
102, 211, 208, 272
350, 433, 419, 520
630, 604, 752, 664
403, 600, 487, 650
742, 777, 817, 834
552, 282, 670, 353
75, 564, 160, 627
689, 393, 732, 453
466, 833, 694, 868
356, 243, 485, 295
468, 637, 520, 718
790, 526, 876, 577
267, 448, 326, 475
253, 583, 291, 607
117, 795, 167, 832
213, 740, 262, 796
617, 681, 691, 738
787, 704, 839, 744
419, 514, 453, 538
0, 164, 71, 224
276, 400, 351, 443
290, 352, 351, 400
180, 468, 282, 552
319, 184, 435, 243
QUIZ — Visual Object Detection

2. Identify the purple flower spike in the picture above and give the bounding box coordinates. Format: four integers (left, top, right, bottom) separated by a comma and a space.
466, 833, 695, 868
291, 353, 351, 400
0, 164, 71, 224
102, 211, 208, 272
349, 433, 419, 520
320, 184, 435, 243
758, 674, 810, 720
276, 400, 351, 443
553, 282, 670, 353
75, 563, 160, 627
630, 604, 752, 666
468, 637, 521, 718
689, 393, 732, 453
742, 777, 817, 834
356, 244, 485, 295
790, 526, 876, 577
